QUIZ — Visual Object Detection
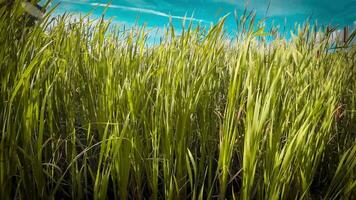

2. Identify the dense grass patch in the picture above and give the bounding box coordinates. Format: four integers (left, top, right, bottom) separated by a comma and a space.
0, 1, 355, 199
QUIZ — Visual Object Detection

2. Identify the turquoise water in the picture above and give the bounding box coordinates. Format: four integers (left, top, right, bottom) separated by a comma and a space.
49, 0, 356, 38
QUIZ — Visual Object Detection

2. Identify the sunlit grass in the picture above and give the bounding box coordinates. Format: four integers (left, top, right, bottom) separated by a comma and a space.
0, 1, 355, 199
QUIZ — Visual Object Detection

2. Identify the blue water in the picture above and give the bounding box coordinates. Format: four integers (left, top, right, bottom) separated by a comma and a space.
47, 0, 356, 39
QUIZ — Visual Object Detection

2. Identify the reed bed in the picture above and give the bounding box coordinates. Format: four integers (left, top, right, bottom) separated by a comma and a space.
0, 1, 355, 199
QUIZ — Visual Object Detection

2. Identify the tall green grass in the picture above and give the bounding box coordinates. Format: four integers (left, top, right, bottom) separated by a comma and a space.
0, 1, 355, 199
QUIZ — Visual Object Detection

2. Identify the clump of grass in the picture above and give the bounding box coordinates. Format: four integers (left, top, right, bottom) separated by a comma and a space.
0, 1, 355, 199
